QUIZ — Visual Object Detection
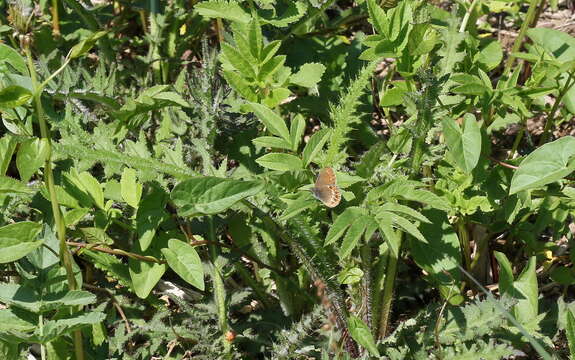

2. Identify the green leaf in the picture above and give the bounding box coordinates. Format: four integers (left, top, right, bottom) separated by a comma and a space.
38, 312, 106, 344
246, 103, 290, 142
348, 316, 380, 357
388, 212, 427, 243
302, 129, 331, 167
0, 135, 17, 176
0, 221, 43, 263
0, 85, 32, 109
0, 43, 28, 75
290, 63, 326, 88
279, 193, 316, 221
566, 309, 575, 358
194, 0, 251, 23
325, 208, 365, 246
0, 175, 34, 195
0, 284, 96, 313
408, 209, 463, 305
258, 55, 286, 82
379, 202, 431, 223
221, 42, 256, 79
252, 136, 292, 150
290, 114, 306, 151
442, 114, 482, 173
494, 251, 514, 295
161, 239, 205, 291
475, 40, 503, 71
120, 167, 142, 209
69, 31, 108, 59
171, 177, 264, 217
509, 136, 575, 195
16, 138, 49, 183
128, 241, 167, 299
512, 256, 539, 325
255, 153, 303, 171
340, 216, 372, 259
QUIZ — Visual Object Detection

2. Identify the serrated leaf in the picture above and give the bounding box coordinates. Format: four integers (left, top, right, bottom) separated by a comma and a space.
255, 153, 303, 171
325, 207, 365, 245
290, 63, 326, 88
0, 175, 33, 195
195, 0, 251, 23
0, 284, 96, 313
510, 136, 575, 194
221, 42, 256, 79
379, 202, 431, 223
340, 216, 372, 259
161, 239, 204, 291
290, 114, 306, 151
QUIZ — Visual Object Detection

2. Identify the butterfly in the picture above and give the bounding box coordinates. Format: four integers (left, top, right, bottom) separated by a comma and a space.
311, 167, 341, 208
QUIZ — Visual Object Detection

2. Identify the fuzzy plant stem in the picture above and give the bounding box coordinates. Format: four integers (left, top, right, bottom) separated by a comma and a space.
458, 0, 480, 33
207, 216, 231, 355
25, 45, 84, 360
502, 0, 542, 79
539, 70, 575, 145
377, 232, 402, 339
456, 218, 471, 271
39, 313, 46, 360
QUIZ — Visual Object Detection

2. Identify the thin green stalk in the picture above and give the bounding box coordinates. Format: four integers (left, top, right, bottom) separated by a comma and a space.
207, 216, 231, 354
39, 313, 45, 360
25, 45, 83, 360
51, 0, 60, 36
502, 0, 542, 79
377, 232, 403, 339
456, 218, 471, 271
539, 70, 575, 145
458, 0, 480, 33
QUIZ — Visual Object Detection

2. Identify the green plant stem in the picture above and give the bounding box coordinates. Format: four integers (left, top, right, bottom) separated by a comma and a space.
456, 218, 471, 271
207, 216, 231, 354
25, 46, 84, 360
39, 313, 45, 360
458, 0, 480, 33
502, 0, 542, 79
539, 70, 575, 145
377, 232, 403, 339
51, 0, 60, 37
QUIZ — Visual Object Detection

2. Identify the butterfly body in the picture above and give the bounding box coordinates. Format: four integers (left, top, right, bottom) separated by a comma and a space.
311, 167, 341, 208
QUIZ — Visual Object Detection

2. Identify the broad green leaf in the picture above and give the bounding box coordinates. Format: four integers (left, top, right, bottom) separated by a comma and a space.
442, 114, 482, 173
0, 43, 28, 75
302, 129, 331, 167
120, 167, 142, 208
509, 136, 575, 195
408, 209, 463, 305
290, 114, 306, 151
171, 177, 264, 217
161, 239, 204, 291
0, 284, 96, 313
77, 171, 105, 210
128, 241, 166, 299
527, 28, 575, 113
0, 221, 43, 263
348, 316, 380, 357
252, 136, 292, 150
567, 309, 575, 358
16, 138, 48, 183
247, 103, 290, 142
37, 312, 106, 344
256, 153, 303, 171
69, 31, 108, 59
325, 207, 366, 245
290, 63, 326, 88
0, 175, 33, 195
512, 256, 538, 325
0, 135, 17, 176
136, 184, 169, 251
388, 212, 427, 243
475, 40, 503, 71
194, 1, 251, 23
0, 85, 32, 109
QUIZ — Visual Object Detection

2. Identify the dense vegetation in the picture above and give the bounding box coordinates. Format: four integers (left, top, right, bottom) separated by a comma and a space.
0, 0, 575, 359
